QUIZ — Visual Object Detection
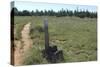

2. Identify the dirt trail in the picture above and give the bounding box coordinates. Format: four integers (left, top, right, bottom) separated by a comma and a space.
14, 22, 32, 65
21, 23, 33, 51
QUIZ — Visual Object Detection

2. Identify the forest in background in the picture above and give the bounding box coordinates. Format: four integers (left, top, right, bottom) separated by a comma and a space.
12, 7, 97, 18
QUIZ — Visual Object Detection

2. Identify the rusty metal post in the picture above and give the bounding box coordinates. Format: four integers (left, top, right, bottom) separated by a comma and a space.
44, 19, 49, 51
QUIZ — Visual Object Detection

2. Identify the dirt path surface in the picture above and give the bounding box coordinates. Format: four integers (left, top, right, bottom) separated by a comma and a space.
14, 23, 32, 65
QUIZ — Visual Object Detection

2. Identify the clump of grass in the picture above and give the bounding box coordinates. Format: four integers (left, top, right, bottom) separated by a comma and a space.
30, 25, 44, 33
35, 25, 44, 32
22, 45, 48, 65
14, 23, 27, 40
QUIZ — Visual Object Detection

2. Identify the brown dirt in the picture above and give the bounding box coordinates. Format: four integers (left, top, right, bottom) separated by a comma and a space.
14, 23, 33, 65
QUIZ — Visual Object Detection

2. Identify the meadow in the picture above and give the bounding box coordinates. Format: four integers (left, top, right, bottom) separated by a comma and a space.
14, 16, 97, 65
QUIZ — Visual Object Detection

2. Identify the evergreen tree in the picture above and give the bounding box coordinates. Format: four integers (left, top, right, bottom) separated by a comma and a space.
12, 7, 97, 18
22, 10, 31, 16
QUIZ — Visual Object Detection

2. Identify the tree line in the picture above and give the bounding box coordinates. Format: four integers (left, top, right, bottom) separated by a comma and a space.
12, 7, 97, 18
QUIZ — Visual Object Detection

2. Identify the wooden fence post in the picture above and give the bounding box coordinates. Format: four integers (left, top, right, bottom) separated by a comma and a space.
44, 19, 49, 51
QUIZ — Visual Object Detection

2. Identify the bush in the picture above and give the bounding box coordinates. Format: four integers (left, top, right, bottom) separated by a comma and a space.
35, 26, 44, 32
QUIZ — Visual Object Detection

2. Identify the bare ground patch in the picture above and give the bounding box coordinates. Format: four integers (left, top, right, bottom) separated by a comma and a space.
14, 22, 33, 65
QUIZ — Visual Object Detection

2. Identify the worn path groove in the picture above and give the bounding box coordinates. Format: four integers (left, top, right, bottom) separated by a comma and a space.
14, 22, 32, 65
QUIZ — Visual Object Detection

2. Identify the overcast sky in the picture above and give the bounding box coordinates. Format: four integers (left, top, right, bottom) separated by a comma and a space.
13, 1, 97, 12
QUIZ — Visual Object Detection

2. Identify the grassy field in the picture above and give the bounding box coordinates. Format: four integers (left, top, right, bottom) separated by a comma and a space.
14, 16, 97, 65
14, 16, 33, 40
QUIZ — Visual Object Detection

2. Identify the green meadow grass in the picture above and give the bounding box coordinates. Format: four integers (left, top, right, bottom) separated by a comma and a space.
14, 16, 33, 40
14, 16, 97, 64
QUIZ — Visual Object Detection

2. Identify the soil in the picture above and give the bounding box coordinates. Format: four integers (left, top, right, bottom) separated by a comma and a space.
14, 23, 33, 65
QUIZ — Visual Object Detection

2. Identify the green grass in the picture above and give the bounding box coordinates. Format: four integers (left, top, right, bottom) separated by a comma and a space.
22, 46, 48, 65
14, 16, 33, 40
14, 16, 97, 64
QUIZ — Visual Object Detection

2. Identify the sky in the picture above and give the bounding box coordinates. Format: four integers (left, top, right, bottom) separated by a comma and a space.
12, 1, 97, 12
